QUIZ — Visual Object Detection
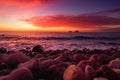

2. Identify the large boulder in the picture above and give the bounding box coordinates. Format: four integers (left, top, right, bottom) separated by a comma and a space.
1, 53, 30, 68
77, 60, 93, 71
95, 65, 119, 80
48, 62, 70, 80
89, 54, 110, 64
54, 53, 71, 62
85, 65, 95, 80
18, 58, 39, 70
108, 58, 120, 69
110, 53, 120, 60
0, 67, 33, 80
63, 65, 87, 80
72, 54, 89, 63
0, 69, 12, 76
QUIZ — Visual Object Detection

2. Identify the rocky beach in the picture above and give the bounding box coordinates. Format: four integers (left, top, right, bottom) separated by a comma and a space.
0, 45, 120, 80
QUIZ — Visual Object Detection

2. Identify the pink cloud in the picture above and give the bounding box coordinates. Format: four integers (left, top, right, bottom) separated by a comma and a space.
23, 15, 120, 29
0, 0, 55, 8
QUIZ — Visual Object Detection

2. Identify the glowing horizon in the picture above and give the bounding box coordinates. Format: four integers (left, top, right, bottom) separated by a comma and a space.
0, 0, 120, 32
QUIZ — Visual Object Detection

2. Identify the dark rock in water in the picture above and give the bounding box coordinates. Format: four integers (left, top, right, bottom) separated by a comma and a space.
48, 62, 70, 80
19, 49, 31, 55
63, 65, 87, 80
0, 67, 33, 80
108, 58, 120, 69
85, 65, 95, 80
0, 47, 7, 54
32, 45, 44, 53
75, 30, 79, 32
95, 65, 119, 80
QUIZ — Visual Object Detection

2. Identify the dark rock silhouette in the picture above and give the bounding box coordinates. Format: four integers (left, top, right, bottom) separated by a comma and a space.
0, 47, 7, 54
32, 45, 44, 53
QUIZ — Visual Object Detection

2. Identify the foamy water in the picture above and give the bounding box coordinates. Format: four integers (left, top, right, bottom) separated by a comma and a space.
0, 32, 120, 50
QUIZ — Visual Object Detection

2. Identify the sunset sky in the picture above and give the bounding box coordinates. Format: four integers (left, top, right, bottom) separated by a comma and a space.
0, 0, 120, 32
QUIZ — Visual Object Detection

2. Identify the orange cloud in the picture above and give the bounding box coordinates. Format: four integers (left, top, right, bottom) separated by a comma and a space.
23, 15, 120, 29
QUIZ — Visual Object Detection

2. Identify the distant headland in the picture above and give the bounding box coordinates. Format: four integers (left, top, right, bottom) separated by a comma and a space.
69, 30, 79, 32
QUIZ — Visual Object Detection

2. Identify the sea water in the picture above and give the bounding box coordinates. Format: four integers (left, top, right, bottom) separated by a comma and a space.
0, 32, 120, 50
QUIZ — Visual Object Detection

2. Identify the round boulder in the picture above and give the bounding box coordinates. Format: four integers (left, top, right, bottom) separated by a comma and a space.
63, 65, 87, 80
32, 45, 44, 53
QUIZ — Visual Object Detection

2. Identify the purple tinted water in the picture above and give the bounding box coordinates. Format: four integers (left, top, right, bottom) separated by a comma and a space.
0, 32, 120, 50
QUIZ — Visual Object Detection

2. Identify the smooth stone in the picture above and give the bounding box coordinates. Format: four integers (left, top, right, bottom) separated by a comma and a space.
48, 62, 70, 80
63, 65, 87, 80
72, 54, 88, 63
0, 67, 33, 80
1, 53, 30, 68
77, 60, 93, 71
108, 58, 120, 69
89, 54, 110, 64
95, 65, 119, 80
93, 77, 109, 80
85, 65, 95, 80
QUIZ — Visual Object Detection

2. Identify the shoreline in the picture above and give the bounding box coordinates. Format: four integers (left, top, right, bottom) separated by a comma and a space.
0, 45, 120, 80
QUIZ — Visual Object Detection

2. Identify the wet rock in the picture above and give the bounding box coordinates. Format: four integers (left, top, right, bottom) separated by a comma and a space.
48, 62, 70, 80
54, 53, 71, 62
0, 69, 12, 76
111, 53, 120, 60
0, 67, 33, 80
0, 47, 7, 54
41, 60, 60, 69
0, 63, 9, 70
95, 65, 119, 80
18, 58, 38, 70
93, 77, 109, 80
72, 54, 89, 63
89, 54, 110, 64
1, 53, 30, 68
19, 48, 31, 55
32, 45, 44, 53
112, 68, 120, 79
85, 65, 95, 80
77, 60, 93, 71
63, 65, 87, 80
108, 58, 120, 69
6, 50, 19, 54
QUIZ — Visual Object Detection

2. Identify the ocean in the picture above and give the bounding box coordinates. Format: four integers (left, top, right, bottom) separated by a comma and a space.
0, 32, 120, 50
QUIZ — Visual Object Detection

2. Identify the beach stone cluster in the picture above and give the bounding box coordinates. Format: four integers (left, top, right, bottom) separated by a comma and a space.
0, 45, 120, 80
